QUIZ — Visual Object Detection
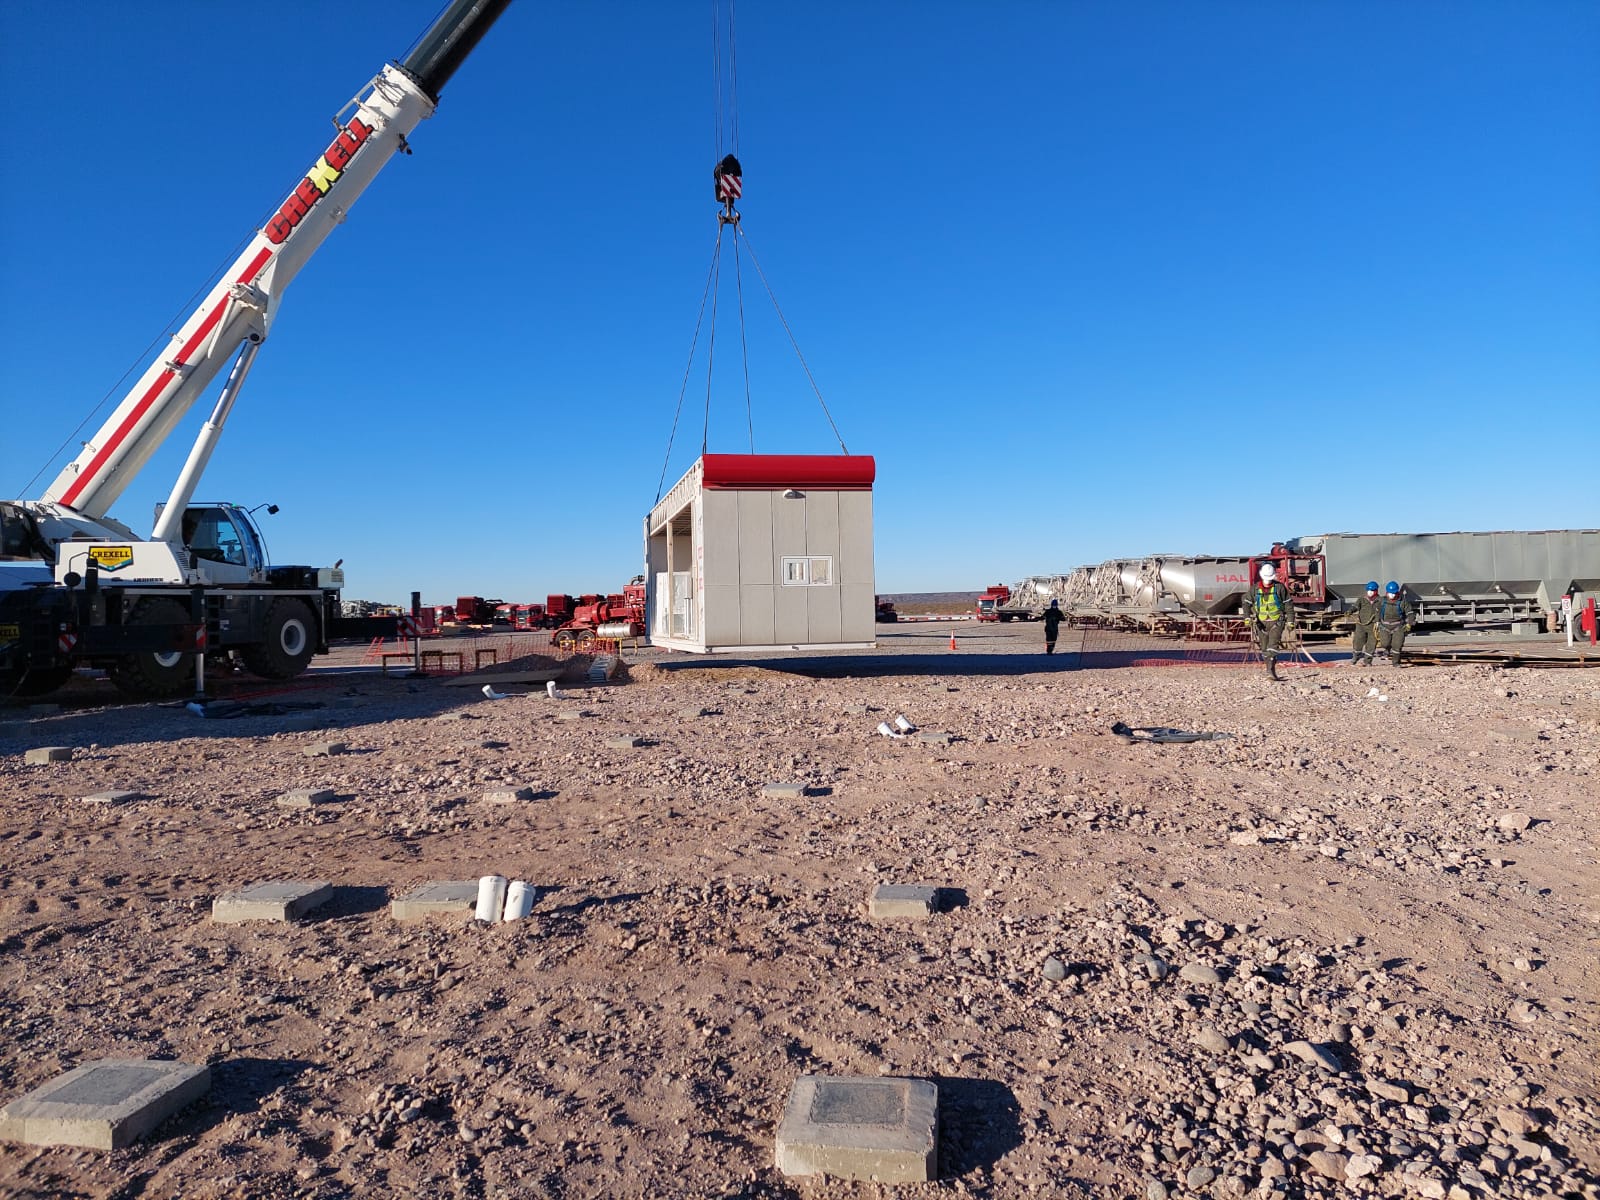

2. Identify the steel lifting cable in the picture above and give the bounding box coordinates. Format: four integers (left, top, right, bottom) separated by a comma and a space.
731, 231, 754, 453
702, 235, 724, 455
654, 226, 724, 504
736, 227, 850, 455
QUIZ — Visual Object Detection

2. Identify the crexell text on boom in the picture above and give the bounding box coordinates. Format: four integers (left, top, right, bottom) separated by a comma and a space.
265, 116, 374, 245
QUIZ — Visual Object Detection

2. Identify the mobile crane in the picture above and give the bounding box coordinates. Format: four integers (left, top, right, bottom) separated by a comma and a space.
0, 0, 511, 700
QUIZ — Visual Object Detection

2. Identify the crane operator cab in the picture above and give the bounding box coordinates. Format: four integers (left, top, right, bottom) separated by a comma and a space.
180, 505, 263, 574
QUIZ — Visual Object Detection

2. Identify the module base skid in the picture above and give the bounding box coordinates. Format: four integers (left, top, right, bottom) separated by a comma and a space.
649, 638, 876, 655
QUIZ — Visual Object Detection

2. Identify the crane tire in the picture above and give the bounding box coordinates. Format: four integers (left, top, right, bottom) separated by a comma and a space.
107, 598, 196, 698
242, 599, 317, 680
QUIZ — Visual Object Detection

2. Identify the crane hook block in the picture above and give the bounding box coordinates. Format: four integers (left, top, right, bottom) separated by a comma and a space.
715, 154, 743, 204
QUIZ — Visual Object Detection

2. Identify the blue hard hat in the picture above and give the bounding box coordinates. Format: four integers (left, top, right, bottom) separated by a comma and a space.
1366, 581, 1379, 592
1385, 581, 1400, 594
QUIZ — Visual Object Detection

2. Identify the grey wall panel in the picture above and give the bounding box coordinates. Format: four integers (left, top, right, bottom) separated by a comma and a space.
807, 491, 840, 558
703, 492, 740, 590
704, 584, 741, 645
838, 492, 874, 584
806, 581, 843, 642
841, 582, 875, 642
737, 492, 775, 584
740, 584, 776, 644
773, 576, 808, 643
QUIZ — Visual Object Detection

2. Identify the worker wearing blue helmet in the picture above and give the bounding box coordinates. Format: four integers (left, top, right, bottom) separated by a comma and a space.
1375, 581, 1417, 665
1348, 581, 1382, 665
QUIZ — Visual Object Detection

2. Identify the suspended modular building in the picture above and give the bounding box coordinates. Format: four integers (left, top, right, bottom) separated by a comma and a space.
645, 454, 877, 653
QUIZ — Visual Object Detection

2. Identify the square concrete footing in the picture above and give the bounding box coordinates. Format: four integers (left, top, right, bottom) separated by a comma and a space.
24, 747, 73, 765
917, 731, 954, 746
607, 736, 644, 749
302, 742, 347, 758
212, 881, 333, 923
276, 788, 336, 810
0, 1059, 210, 1150
762, 782, 808, 799
390, 880, 479, 922
482, 786, 536, 805
81, 790, 140, 806
555, 710, 586, 722
775, 1074, 938, 1182
869, 884, 940, 918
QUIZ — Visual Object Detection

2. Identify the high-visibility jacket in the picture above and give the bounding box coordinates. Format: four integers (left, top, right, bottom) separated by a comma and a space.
1249, 582, 1291, 624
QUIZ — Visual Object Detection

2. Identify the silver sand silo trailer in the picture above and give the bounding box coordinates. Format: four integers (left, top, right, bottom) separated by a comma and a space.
1286, 530, 1600, 628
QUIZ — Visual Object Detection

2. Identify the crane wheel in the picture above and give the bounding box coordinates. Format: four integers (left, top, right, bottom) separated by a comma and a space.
242, 599, 317, 680
107, 598, 196, 699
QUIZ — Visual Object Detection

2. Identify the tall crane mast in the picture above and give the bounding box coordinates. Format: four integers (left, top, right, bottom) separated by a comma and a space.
40, 0, 510, 524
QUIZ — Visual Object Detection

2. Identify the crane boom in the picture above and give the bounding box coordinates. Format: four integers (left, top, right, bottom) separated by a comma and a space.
41, 0, 511, 521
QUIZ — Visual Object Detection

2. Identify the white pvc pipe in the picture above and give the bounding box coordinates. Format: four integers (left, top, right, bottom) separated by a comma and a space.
502, 880, 533, 921
475, 875, 508, 922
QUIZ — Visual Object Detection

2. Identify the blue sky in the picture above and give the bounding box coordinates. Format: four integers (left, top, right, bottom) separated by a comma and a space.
2, 1, 1595, 605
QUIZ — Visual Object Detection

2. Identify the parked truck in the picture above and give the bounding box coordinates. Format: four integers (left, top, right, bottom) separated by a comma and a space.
974, 584, 1012, 621
550, 578, 647, 650
0, 0, 510, 700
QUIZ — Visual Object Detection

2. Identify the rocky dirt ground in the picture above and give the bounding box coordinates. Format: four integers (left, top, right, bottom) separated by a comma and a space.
0, 623, 1596, 1199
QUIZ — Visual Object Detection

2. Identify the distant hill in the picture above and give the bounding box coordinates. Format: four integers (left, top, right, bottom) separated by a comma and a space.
878, 591, 974, 615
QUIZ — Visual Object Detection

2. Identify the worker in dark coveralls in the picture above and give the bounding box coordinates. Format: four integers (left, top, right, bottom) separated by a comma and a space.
1042, 598, 1066, 654
1348, 581, 1382, 665
1376, 581, 1417, 665
1246, 562, 1294, 680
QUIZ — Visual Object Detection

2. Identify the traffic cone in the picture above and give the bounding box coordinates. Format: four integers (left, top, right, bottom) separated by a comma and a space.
949, 631, 958, 650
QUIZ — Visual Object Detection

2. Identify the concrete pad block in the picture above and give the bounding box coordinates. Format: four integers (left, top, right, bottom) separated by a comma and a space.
916, 731, 954, 746
276, 788, 336, 810
842, 704, 871, 716
607, 736, 644, 749
763, 782, 808, 799
482, 786, 536, 805
680, 706, 711, 719
390, 880, 479, 923
302, 741, 347, 758
0, 1059, 210, 1150
869, 884, 940, 918
81, 790, 140, 806
555, 710, 586, 722
775, 1074, 938, 1182
24, 747, 73, 765
212, 880, 334, 924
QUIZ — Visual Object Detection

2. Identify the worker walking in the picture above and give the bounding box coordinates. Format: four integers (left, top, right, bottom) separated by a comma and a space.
1375, 581, 1416, 665
1042, 598, 1066, 655
1246, 562, 1294, 680
1348, 581, 1382, 665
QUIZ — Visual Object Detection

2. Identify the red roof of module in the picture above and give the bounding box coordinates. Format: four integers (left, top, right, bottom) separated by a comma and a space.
700, 453, 875, 491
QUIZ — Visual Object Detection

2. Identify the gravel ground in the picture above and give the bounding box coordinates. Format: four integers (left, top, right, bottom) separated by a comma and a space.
1, 623, 1596, 1199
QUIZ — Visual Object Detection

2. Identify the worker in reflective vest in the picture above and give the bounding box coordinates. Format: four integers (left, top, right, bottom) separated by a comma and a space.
1246, 562, 1295, 680
1376, 581, 1417, 665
